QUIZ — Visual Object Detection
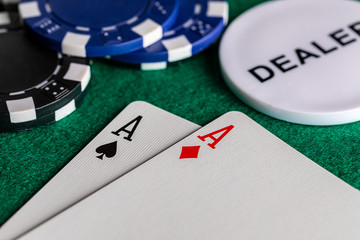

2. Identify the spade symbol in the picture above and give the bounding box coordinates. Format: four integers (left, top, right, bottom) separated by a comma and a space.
96, 141, 117, 160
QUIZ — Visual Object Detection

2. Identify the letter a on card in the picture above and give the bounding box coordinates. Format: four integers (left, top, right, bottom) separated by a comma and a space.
198, 125, 234, 149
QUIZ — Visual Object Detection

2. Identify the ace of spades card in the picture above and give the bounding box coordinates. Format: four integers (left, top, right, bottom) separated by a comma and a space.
0, 101, 200, 240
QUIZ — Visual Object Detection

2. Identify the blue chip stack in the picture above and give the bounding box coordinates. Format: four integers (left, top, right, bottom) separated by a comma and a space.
19, 0, 229, 70
113, 0, 229, 70
19, 0, 181, 57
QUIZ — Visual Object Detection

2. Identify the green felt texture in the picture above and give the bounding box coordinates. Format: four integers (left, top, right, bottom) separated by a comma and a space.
1, 0, 360, 226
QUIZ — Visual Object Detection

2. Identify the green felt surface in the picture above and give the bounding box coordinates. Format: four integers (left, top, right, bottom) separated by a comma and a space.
1, 0, 360, 226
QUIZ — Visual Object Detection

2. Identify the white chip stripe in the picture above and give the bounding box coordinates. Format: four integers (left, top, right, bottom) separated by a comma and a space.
141, 62, 167, 71
131, 19, 163, 48
0, 12, 11, 25
62, 32, 90, 57
9, 91, 25, 96
44, 3, 51, 13
19, 1, 41, 19
55, 100, 75, 121
194, 3, 202, 15
53, 65, 61, 75
127, 16, 139, 25
34, 80, 48, 89
102, 26, 116, 31
2, 0, 19, 4
207, 1, 229, 25
164, 29, 175, 37
6, 97, 36, 123
75, 26, 90, 32
183, 19, 194, 28
162, 35, 192, 62
63, 63, 91, 91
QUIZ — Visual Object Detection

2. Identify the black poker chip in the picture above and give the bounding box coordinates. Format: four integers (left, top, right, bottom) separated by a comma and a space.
0, 11, 91, 128
0, 0, 18, 11
0, 84, 89, 132
0, 10, 20, 29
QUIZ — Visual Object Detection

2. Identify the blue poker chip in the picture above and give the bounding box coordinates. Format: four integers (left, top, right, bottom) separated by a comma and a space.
111, 0, 228, 70
18, 0, 180, 57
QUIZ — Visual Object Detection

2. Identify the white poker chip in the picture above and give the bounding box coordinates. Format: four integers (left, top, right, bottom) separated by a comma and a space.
220, 0, 360, 126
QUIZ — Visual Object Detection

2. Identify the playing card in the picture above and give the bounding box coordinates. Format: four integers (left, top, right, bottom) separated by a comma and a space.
0, 101, 200, 240
19, 111, 360, 240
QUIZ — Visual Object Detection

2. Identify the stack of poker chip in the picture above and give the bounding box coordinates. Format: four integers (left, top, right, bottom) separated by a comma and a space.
0, 7, 91, 132
19, 0, 229, 69
0, 0, 228, 132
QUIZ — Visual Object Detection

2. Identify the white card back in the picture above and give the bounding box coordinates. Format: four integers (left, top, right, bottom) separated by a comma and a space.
20, 112, 360, 240
0, 101, 200, 240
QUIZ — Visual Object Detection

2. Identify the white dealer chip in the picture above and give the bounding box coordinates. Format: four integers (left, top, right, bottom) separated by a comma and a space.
220, 0, 360, 126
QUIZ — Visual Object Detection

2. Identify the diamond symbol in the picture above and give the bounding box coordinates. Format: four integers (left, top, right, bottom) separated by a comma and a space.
179, 146, 201, 159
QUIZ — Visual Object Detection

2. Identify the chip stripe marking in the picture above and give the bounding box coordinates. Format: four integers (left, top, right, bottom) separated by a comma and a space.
44, 3, 51, 13
62, 32, 91, 57
53, 65, 61, 75
63, 63, 91, 91
127, 16, 139, 25
0, 12, 11, 25
132, 19, 163, 48
75, 26, 90, 32
162, 35, 192, 62
207, 1, 229, 25
19, 1, 41, 19
141, 62, 167, 71
9, 91, 25, 96
194, 3, 202, 15
102, 26, 116, 31
55, 99, 75, 121
6, 97, 36, 123
2, 0, 19, 4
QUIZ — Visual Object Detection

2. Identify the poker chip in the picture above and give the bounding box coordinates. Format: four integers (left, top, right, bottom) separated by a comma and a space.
1, 0, 18, 5
0, 85, 89, 132
0, 10, 20, 29
111, 0, 228, 70
0, 0, 18, 10
19, 0, 180, 57
105, 57, 184, 71
0, 11, 91, 126
220, 0, 360, 126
